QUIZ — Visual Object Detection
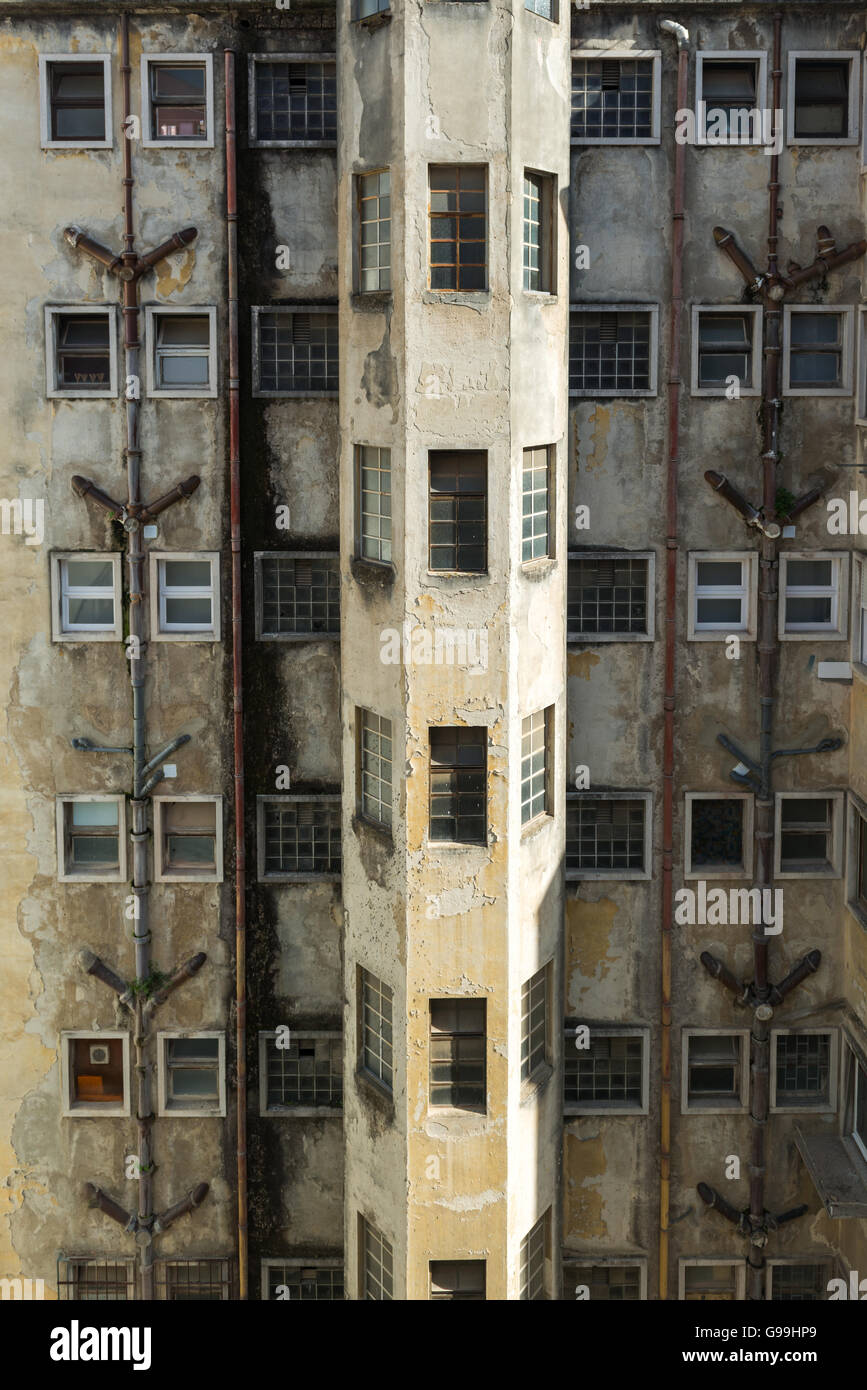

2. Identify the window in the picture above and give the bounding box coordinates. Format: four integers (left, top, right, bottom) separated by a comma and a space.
360, 968, 393, 1090
250, 56, 337, 145
255, 553, 340, 639
253, 308, 339, 396
849, 1047, 867, 1163
519, 1214, 548, 1300
567, 553, 653, 641
771, 1030, 836, 1111
521, 710, 550, 826
783, 307, 853, 395
361, 1218, 393, 1300
153, 797, 222, 882
141, 55, 214, 147
570, 53, 661, 144
525, 0, 555, 19
565, 1027, 648, 1114
259, 1031, 343, 1113
149, 552, 220, 641
853, 553, 867, 660
680, 1262, 745, 1301
57, 1258, 135, 1300
51, 553, 122, 642
682, 1031, 748, 1113
428, 165, 487, 292
850, 801, 867, 924
523, 172, 555, 293
685, 794, 752, 879
428, 451, 487, 573
355, 0, 390, 15
257, 796, 341, 880
429, 727, 486, 844
775, 793, 842, 877
56, 796, 126, 883
767, 1263, 831, 1301
430, 999, 486, 1109
145, 307, 216, 397
692, 306, 761, 394
779, 553, 846, 638
40, 55, 112, 148
45, 306, 117, 398
157, 1033, 226, 1117
522, 446, 551, 562
357, 171, 391, 292
569, 307, 658, 396
565, 795, 651, 879
521, 966, 550, 1081
787, 53, 858, 144
157, 1260, 231, 1301
563, 1262, 644, 1301
695, 53, 767, 144
262, 1261, 344, 1301
688, 553, 755, 639
430, 1261, 486, 1300
356, 446, 392, 564
61, 1032, 130, 1116
358, 709, 392, 828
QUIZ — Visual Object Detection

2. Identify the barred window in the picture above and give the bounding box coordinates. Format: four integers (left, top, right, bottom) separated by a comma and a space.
430, 1261, 486, 1300
519, 1215, 547, 1300
522, 446, 550, 562
430, 999, 486, 1109
774, 1033, 832, 1107
569, 310, 653, 395
260, 798, 341, 877
265, 1262, 344, 1300
565, 1031, 645, 1109
256, 310, 338, 395
429, 726, 486, 844
571, 58, 654, 141
158, 1259, 232, 1301
429, 165, 487, 292
563, 1264, 641, 1301
521, 710, 549, 825
361, 969, 393, 1090
429, 451, 487, 572
57, 1258, 134, 1300
359, 709, 392, 828
362, 1218, 393, 1300
521, 967, 549, 1080
683, 1264, 740, 1300
358, 171, 391, 292
264, 1033, 343, 1110
254, 60, 336, 142
565, 797, 647, 875
688, 797, 745, 874
567, 555, 649, 638
258, 554, 340, 637
769, 1264, 828, 1301
357, 446, 392, 564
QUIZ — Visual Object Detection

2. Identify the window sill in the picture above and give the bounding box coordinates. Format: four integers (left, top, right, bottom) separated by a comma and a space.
263, 1106, 344, 1118
564, 1104, 647, 1118
53, 631, 122, 644
565, 868, 651, 882
794, 1125, 867, 1218
521, 557, 556, 580
426, 839, 488, 852
351, 812, 393, 846
350, 290, 392, 312
259, 631, 340, 643
846, 898, 867, 933
148, 390, 218, 401
261, 872, 341, 884
852, 660, 867, 686
249, 140, 338, 151
522, 291, 559, 303
151, 631, 219, 644
520, 1062, 553, 1105
350, 556, 395, 588
780, 630, 847, 642
521, 812, 554, 844
59, 871, 124, 885
570, 137, 661, 148
42, 140, 113, 151
774, 866, 841, 881
63, 1103, 131, 1118
688, 630, 755, 643
252, 389, 338, 400
154, 871, 221, 884
426, 569, 488, 582
568, 631, 654, 645
353, 9, 392, 28
141, 138, 215, 151
356, 1067, 394, 1111
682, 1099, 748, 1115
691, 386, 761, 399
47, 389, 117, 401
422, 290, 491, 309
426, 1105, 487, 1126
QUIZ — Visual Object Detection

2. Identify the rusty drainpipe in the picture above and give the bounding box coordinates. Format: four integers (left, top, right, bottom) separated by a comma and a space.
225, 48, 248, 1302
657, 15, 689, 1301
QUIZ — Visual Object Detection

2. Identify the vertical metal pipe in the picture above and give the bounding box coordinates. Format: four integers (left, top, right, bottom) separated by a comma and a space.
225, 48, 248, 1302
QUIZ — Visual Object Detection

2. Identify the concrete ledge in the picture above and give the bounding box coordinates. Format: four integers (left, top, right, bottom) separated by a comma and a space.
794, 1125, 867, 1217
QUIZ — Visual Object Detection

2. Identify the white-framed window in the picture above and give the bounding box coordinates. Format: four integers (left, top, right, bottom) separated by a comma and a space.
782, 306, 854, 396
569, 305, 659, 397
56, 794, 126, 883
248, 54, 337, 147
688, 551, 756, 640
684, 792, 754, 880
356, 170, 391, 293
774, 791, 844, 878
39, 54, 112, 149
694, 51, 768, 145
359, 967, 393, 1092
570, 51, 661, 145
522, 171, 556, 294
562, 1258, 647, 1301
157, 1032, 226, 1117
678, 1260, 746, 1301
144, 306, 217, 398
564, 1024, 649, 1115
261, 1259, 344, 1301
520, 708, 552, 827
565, 791, 652, 880
765, 1261, 833, 1301
522, 446, 552, 563
567, 551, 655, 641
850, 552, 867, 670
256, 795, 341, 880
770, 1028, 838, 1113
681, 1029, 750, 1113
779, 551, 847, 639
254, 552, 340, 640
845, 791, 867, 930
691, 305, 762, 395
45, 305, 117, 399
844, 1038, 867, 1164
360, 1215, 393, 1301
786, 51, 860, 145
60, 1032, 130, 1117
149, 552, 220, 641
141, 54, 214, 148
152, 795, 223, 883
358, 708, 392, 829
252, 306, 339, 397
258, 1030, 343, 1115
50, 552, 122, 642
521, 964, 551, 1083
356, 446, 393, 565
519, 1210, 550, 1301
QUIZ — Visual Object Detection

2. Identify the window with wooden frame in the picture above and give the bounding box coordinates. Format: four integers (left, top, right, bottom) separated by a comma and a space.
519, 1213, 549, 1300
692, 306, 762, 394
521, 965, 550, 1082
146, 307, 216, 397
157, 1033, 225, 1116
429, 1261, 486, 1300
157, 1259, 232, 1300
787, 52, 859, 144
153, 797, 222, 882
142, 55, 214, 147
357, 170, 391, 293
522, 171, 555, 293
695, 53, 767, 144
682, 1030, 749, 1112
783, 307, 853, 395
61, 1032, 130, 1115
428, 165, 487, 292
428, 451, 487, 573
521, 709, 551, 826
429, 726, 486, 844
429, 998, 486, 1110
57, 795, 125, 882
775, 793, 842, 877
360, 968, 393, 1091
358, 709, 392, 828
46, 306, 117, 397
361, 1217, 393, 1300
57, 1258, 135, 1300
522, 446, 551, 562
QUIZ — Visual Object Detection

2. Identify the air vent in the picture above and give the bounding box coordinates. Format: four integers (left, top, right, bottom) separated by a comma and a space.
89, 1044, 110, 1066
291, 314, 312, 343
297, 802, 316, 827
601, 61, 621, 89
592, 801, 613, 825
599, 317, 618, 342
293, 560, 313, 587
594, 560, 616, 588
